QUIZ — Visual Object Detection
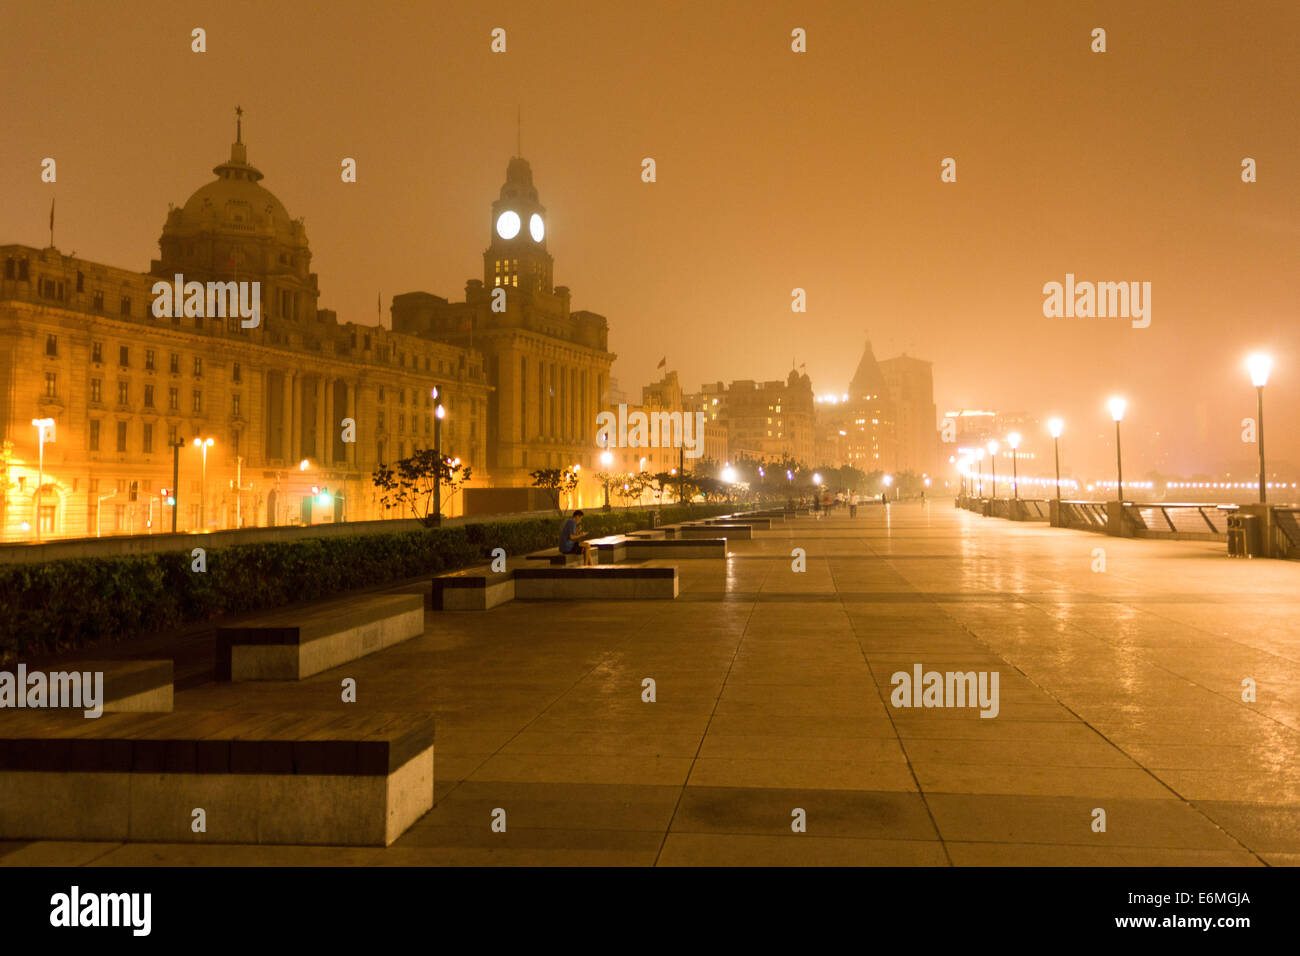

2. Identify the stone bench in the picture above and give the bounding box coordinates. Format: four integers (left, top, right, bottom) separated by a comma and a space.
0, 710, 434, 846
431, 564, 516, 611
5, 660, 174, 714
514, 565, 678, 600
215, 594, 424, 681
701, 516, 771, 530
676, 523, 753, 540
525, 547, 584, 566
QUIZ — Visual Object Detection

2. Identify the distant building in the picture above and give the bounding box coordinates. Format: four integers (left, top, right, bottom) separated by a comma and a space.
879, 354, 938, 478
685, 371, 814, 466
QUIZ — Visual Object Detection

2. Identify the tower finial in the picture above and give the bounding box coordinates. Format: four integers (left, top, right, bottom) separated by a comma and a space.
235, 105, 243, 144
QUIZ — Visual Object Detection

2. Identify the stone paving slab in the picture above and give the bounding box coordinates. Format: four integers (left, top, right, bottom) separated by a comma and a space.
4, 502, 1297, 866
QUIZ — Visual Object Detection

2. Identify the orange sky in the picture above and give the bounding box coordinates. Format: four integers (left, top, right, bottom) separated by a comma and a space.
3, 0, 1297, 480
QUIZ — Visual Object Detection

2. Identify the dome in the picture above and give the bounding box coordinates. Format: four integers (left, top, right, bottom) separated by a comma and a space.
164, 140, 306, 248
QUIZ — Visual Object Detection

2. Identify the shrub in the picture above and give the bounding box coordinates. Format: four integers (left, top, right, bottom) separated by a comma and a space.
0, 503, 739, 661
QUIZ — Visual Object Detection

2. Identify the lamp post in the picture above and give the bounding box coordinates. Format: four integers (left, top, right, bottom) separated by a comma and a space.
96, 489, 116, 538
986, 440, 999, 499
883, 473, 893, 502
1107, 397, 1127, 502
433, 385, 445, 527
1007, 433, 1021, 499
976, 448, 984, 498
1247, 354, 1272, 504
169, 438, 186, 532
600, 449, 613, 511
30, 418, 54, 542
192, 437, 213, 529
1047, 418, 1064, 502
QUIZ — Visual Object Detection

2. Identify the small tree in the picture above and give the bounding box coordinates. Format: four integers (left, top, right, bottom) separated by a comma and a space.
531, 467, 580, 514
372, 448, 472, 527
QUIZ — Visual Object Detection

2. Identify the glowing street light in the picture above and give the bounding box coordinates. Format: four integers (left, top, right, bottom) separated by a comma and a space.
1107, 397, 1126, 502
975, 448, 985, 498
812, 472, 823, 485
30, 418, 54, 542
1047, 418, 1064, 502
1007, 433, 1021, 500
193, 437, 214, 529
986, 440, 999, 499
433, 384, 445, 527
600, 449, 614, 511
721, 465, 738, 484
1247, 353, 1272, 504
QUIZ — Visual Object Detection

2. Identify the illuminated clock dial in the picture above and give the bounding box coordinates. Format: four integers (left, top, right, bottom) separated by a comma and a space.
529, 213, 545, 242
495, 210, 521, 239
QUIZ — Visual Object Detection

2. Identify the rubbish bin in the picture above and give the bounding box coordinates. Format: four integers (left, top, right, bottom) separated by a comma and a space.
1227, 513, 1261, 557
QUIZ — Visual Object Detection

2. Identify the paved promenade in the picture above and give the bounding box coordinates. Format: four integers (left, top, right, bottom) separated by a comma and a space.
4, 502, 1297, 866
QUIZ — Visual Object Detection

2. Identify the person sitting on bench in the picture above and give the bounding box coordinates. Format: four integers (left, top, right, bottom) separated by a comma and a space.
559, 509, 592, 565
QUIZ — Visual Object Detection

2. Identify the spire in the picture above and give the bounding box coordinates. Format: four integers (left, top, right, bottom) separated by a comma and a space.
235, 105, 243, 144
848, 337, 887, 402
516, 105, 521, 157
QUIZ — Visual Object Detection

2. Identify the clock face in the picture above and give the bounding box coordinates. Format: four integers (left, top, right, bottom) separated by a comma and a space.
495, 210, 521, 239
529, 213, 545, 242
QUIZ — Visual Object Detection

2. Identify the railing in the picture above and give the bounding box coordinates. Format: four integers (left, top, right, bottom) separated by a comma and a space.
1058, 500, 1108, 531
1126, 503, 1233, 540
1273, 508, 1300, 558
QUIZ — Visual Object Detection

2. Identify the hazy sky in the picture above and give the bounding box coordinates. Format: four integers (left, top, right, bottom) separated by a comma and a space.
3, 0, 1297, 480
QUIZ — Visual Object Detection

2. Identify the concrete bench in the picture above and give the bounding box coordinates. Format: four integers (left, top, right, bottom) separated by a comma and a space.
215, 594, 424, 681
525, 547, 584, 566
676, 523, 753, 540
514, 565, 678, 600
0, 710, 434, 846
701, 516, 771, 530
5, 660, 174, 714
432, 564, 515, 610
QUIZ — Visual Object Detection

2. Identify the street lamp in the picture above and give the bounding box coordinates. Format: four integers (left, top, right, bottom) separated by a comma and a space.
1047, 418, 1064, 502
975, 448, 985, 497
986, 440, 999, 499
30, 418, 54, 541
600, 449, 614, 511
433, 390, 445, 526
1007, 433, 1021, 499
193, 437, 214, 530
1246, 354, 1272, 504
1107, 397, 1127, 501
883, 473, 893, 502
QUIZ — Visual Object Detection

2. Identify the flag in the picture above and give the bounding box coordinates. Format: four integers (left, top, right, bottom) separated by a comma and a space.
657, 356, 666, 369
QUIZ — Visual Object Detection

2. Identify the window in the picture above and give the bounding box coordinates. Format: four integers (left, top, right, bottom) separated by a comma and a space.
167, 424, 178, 446
143, 423, 153, 453
232, 394, 241, 417
145, 349, 155, 371
168, 387, 179, 411
119, 346, 129, 367
377, 410, 385, 430
118, 380, 129, 405
169, 353, 179, 374
93, 291, 104, 311
89, 420, 100, 451
116, 421, 127, 452
194, 357, 202, 377
399, 389, 406, 406
377, 440, 385, 465
192, 390, 202, 413
45, 372, 56, 398
399, 414, 405, 433
76, 272, 84, 292
90, 379, 102, 403
119, 296, 131, 316
38, 505, 55, 535
92, 342, 103, 363
232, 362, 241, 383
144, 384, 154, 407
378, 386, 385, 403
45, 334, 57, 357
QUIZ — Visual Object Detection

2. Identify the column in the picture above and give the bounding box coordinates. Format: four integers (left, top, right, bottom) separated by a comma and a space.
315, 376, 327, 464
323, 378, 334, 465
346, 382, 357, 469
285, 371, 297, 463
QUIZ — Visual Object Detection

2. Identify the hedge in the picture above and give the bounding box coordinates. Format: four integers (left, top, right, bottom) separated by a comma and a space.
0, 504, 740, 661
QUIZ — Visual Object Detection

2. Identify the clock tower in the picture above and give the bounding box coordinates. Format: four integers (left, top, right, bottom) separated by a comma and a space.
485, 156, 553, 294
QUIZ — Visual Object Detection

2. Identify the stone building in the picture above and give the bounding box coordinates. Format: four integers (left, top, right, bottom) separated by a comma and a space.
0, 121, 490, 541
390, 155, 616, 506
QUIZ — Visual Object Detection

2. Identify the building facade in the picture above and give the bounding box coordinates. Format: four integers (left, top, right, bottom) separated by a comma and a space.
0, 125, 490, 541
391, 156, 616, 505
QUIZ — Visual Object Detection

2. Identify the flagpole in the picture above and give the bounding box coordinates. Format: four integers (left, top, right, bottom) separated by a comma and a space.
49, 198, 55, 249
